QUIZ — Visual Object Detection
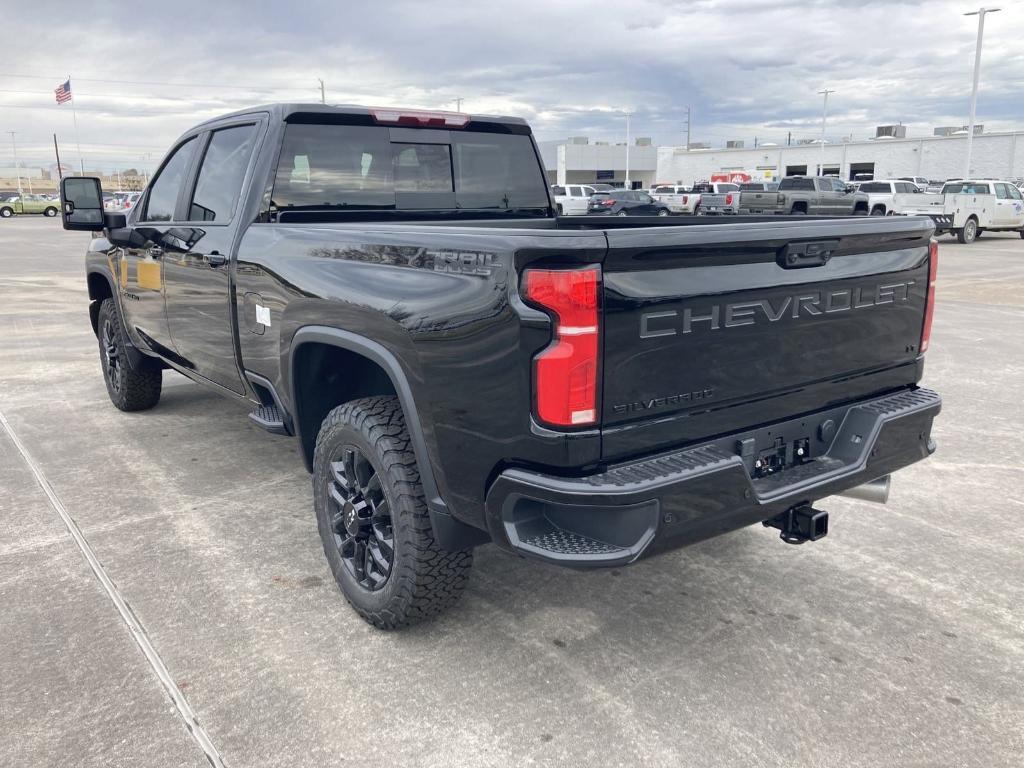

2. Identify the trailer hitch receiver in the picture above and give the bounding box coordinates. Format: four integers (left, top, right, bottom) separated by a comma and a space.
764, 504, 829, 545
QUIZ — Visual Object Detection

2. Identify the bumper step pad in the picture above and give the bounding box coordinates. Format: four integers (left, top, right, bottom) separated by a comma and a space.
521, 528, 625, 557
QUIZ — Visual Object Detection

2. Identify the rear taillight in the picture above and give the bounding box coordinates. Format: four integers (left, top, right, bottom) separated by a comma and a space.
603, 199, 615, 206
725, 193, 733, 205
523, 265, 601, 427
920, 240, 938, 353
777, 193, 786, 204
682, 195, 689, 204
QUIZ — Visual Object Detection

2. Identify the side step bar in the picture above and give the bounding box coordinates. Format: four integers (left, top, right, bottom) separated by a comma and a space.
244, 371, 293, 436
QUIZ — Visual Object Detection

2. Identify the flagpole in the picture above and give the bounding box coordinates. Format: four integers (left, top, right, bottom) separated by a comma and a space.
53, 134, 63, 181
68, 75, 85, 176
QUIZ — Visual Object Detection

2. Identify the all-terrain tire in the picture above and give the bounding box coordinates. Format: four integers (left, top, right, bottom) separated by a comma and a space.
313, 396, 473, 630
96, 299, 162, 411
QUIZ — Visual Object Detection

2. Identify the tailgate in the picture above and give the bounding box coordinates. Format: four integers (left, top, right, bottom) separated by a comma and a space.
599, 217, 934, 459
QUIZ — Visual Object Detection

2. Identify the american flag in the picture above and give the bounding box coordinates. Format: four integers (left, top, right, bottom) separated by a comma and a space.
54, 80, 72, 105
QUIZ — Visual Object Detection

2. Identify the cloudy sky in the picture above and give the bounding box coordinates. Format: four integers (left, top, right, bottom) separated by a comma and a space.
2, 0, 1022, 173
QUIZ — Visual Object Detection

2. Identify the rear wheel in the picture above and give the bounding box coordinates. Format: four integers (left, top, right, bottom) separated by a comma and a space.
96, 299, 162, 411
44, 207, 58, 217
616, 210, 629, 217
790, 205, 807, 215
314, 396, 473, 630
957, 217, 978, 244
657, 208, 669, 216
871, 206, 886, 216
0, 207, 12, 218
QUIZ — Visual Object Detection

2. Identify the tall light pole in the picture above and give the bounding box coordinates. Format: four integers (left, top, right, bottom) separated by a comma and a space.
963, 7, 1000, 178
452, 97, 464, 111
318, 78, 326, 104
8, 131, 23, 197
623, 109, 632, 189
818, 88, 835, 176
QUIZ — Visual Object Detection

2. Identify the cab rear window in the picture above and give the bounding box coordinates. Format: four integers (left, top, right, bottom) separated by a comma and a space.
271, 123, 549, 213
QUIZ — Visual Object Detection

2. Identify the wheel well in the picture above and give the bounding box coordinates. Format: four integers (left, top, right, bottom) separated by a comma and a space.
791, 201, 807, 213
854, 201, 869, 212
871, 204, 886, 214
292, 342, 398, 470
87, 272, 114, 335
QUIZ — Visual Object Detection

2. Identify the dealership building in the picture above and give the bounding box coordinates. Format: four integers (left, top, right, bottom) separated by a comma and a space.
655, 130, 1024, 186
537, 137, 658, 189
538, 129, 1024, 189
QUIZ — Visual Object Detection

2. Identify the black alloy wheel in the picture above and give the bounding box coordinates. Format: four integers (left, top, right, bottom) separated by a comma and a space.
327, 445, 394, 590
101, 313, 124, 395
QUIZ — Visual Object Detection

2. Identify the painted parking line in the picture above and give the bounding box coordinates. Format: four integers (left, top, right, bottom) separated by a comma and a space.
0, 408, 226, 768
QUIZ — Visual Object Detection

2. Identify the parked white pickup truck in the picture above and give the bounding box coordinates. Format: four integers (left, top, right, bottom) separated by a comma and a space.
550, 183, 596, 216
891, 179, 1024, 243
858, 179, 925, 216
650, 185, 695, 214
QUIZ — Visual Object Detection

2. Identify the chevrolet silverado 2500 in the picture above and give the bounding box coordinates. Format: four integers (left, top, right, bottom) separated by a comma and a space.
60, 104, 941, 629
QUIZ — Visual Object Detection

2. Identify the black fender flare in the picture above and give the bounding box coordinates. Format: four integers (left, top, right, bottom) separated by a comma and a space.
86, 267, 152, 372
287, 326, 489, 550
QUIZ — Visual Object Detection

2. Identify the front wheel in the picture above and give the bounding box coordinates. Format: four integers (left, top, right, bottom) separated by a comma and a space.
0, 207, 12, 218
313, 396, 473, 630
96, 299, 162, 411
657, 208, 670, 216
616, 210, 629, 217
44, 207, 58, 217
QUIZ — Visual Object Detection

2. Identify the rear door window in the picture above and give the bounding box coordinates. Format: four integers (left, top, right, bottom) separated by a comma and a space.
551, 186, 566, 196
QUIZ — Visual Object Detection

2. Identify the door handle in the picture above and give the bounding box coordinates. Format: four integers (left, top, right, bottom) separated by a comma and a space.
206, 251, 228, 268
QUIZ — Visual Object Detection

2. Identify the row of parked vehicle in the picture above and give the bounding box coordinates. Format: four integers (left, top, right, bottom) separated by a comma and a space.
551, 181, 776, 217
0, 189, 142, 219
551, 176, 1024, 242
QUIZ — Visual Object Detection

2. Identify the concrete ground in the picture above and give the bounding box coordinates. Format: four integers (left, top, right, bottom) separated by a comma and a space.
1, 215, 1022, 767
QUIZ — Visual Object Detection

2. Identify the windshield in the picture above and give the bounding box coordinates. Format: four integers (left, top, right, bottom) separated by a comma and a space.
271, 123, 550, 217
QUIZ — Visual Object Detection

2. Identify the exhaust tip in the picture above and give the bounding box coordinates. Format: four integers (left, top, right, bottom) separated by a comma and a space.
837, 475, 891, 504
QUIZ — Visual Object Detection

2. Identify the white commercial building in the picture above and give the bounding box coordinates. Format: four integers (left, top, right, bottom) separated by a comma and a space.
656, 130, 1024, 186
537, 138, 657, 189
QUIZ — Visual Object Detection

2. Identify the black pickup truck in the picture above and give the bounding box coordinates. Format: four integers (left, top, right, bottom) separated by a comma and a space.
60, 104, 941, 629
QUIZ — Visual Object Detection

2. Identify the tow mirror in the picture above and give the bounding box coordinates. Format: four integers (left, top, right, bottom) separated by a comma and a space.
60, 177, 106, 231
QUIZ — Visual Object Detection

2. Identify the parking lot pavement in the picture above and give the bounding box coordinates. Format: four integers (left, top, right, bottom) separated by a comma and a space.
1, 216, 1022, 768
